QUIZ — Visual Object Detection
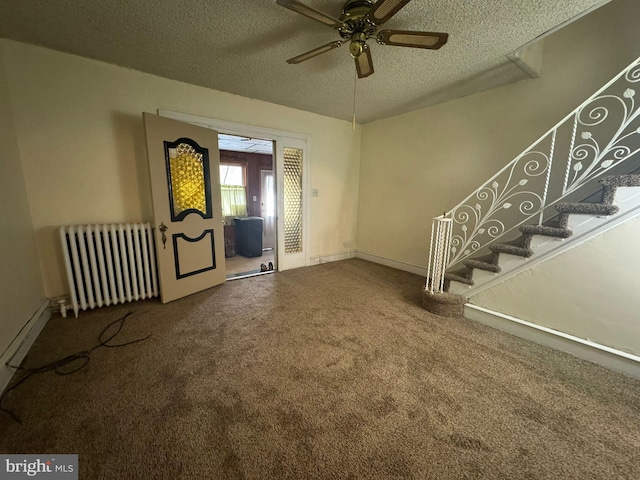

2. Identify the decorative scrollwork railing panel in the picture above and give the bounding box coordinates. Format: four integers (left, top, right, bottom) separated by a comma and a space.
442, 57, 640, 271
564, 65, 640, 194
448, 136, 553, 268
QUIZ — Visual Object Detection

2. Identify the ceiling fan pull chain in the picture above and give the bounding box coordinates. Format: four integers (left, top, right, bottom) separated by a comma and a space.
352, 68, 357, 130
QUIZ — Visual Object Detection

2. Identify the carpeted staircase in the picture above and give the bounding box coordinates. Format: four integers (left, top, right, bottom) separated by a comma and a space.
444, 174, 640, 292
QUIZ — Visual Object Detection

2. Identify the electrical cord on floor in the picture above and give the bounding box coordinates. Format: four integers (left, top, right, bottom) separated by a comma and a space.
0, 311, 150, 424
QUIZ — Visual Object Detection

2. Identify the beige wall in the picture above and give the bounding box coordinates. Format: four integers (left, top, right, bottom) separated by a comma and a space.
1, 39, 361, 297
471, 216, 640, 356
0, 43, 45, 355
357, 0, 640, 269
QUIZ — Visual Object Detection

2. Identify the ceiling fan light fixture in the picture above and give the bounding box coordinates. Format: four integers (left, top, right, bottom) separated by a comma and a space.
349, 41, 364, 58
349, 32, 367, 58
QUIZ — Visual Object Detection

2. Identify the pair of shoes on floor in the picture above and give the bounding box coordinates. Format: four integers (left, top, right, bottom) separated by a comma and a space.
260, 262, 275, 272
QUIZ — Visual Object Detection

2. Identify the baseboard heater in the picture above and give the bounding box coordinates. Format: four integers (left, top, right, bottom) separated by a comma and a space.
60, 223, 159, 317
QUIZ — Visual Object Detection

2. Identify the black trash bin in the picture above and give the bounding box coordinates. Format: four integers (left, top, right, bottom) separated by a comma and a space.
234, 217, 263, 257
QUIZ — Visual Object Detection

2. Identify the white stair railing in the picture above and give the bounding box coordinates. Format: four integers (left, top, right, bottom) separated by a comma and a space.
425, 215, 453, 293
431, 56, 640, 273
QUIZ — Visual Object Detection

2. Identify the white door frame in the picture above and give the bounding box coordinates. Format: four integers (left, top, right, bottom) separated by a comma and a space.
157, 110, 311, 271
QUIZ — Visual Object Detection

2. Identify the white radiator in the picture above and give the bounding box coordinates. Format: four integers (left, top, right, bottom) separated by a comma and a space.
60, 223, 159, 317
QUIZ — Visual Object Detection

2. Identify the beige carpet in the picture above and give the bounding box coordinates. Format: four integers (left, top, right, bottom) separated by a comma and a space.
2, 259, 640, 479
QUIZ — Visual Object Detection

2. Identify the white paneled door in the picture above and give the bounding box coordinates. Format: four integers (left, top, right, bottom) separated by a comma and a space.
143, 113, 226, 303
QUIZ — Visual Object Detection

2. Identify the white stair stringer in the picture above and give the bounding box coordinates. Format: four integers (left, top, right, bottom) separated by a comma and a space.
449, 186, 640, 297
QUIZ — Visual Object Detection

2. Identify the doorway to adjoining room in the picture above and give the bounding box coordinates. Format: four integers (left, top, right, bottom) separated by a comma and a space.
219, 134, 276, 279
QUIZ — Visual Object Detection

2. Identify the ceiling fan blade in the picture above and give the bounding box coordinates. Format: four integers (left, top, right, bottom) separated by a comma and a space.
377, 30, 448, 49
276, 0, 347, 29
367, 0, 412, 25
355, 45, 374, 78
286, 41, 343, 64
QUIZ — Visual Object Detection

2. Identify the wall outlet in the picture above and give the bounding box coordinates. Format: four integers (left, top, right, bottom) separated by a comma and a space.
312, 189, 319, 197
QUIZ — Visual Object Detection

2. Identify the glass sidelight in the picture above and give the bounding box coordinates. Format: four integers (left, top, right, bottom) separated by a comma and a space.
283, 147, 303, 254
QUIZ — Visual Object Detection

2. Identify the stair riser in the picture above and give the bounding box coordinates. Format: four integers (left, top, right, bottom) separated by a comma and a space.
470, 269, 499, 284
495, 253, 529, 269
529, 235, 562, 249
567, 213, 613, 229
449, 281, 472, 295
614, 186, 640, 202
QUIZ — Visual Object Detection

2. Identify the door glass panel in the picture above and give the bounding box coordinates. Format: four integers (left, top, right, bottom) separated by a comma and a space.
165, 139, 212, 221
283, 147, 303, 254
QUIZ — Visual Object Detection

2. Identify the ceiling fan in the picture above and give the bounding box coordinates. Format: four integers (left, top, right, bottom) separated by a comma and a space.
276, 0, 449, 78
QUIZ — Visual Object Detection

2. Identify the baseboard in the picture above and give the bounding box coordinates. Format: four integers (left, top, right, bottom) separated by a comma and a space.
465, 303, 640, 379
0, 300, 51, 394
309, 250, 356, 266
355, 251, 427, 277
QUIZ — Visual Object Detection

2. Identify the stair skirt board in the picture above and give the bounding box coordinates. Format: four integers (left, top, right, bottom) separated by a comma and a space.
447, 177, 640, 296
465, 304, 640, 380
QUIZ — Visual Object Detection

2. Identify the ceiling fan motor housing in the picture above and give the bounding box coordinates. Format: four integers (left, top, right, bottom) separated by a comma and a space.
339, 0, 377, 49
341, 0, 374, 20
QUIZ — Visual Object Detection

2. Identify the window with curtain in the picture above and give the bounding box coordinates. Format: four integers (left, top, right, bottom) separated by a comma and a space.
220, 164, 247, 217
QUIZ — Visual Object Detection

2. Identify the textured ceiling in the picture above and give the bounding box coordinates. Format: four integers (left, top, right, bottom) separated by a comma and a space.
0, 0, 606, 123
219, 134, 274, 154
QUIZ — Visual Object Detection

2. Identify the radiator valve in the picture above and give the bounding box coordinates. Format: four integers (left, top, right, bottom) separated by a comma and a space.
49, 296, 70, 318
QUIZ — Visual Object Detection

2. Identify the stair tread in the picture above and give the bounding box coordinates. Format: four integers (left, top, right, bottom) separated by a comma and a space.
490, 243, 534, 258
600, 174, 640, 187
556, 202, 619, 215
463, 258, 501, 273
520, 224, 572, 238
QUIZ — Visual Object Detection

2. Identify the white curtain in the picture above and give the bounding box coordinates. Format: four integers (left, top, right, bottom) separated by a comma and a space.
220, 185, 247, 217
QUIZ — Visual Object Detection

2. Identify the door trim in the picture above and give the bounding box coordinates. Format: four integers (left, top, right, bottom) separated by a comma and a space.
157, 110, 311, 271
158, 110, 310, 142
